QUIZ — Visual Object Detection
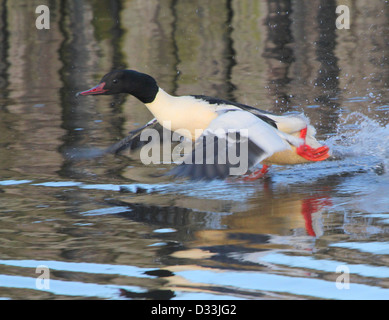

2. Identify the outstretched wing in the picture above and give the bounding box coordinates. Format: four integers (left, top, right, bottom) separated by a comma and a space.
64, 118, 161, 161
168, 110, 292, 180
105, 118, 159, 154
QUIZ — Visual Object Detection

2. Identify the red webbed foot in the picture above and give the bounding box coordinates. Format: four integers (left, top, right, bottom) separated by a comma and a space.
296, 128, 330, 162
297, 144, 330, 161
243, 165, 270, 181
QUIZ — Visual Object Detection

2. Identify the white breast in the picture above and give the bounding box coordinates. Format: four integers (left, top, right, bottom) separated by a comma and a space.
145, 89, 219, 140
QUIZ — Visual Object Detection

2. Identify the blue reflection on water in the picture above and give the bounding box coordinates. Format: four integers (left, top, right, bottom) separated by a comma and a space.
329, 242, 389, 255
0, 274, 144, 299
177, 269, 389, 300
259, 252, 389, 278
0, 259, 153, 278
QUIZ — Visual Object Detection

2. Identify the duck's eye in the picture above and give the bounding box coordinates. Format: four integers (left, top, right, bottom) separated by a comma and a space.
112, 79, 118, 84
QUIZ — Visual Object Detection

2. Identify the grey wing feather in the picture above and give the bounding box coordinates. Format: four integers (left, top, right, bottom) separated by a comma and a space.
167, 110, 290, 180
168, 130, 266, 180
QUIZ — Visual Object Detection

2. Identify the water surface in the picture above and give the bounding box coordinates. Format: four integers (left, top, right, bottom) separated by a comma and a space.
0, 0, 388, 300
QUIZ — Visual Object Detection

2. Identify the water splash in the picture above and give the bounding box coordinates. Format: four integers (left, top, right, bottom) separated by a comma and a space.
326, 112, 389, 175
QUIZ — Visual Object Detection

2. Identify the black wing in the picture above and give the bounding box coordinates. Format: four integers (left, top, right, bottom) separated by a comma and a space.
105, 118, 160, 154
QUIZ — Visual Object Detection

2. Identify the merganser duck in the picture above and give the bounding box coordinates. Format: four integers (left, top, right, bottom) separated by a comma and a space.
76, 70, 330, 180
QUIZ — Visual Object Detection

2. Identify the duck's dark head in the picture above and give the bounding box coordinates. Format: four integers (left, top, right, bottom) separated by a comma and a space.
76, 70, 159, 103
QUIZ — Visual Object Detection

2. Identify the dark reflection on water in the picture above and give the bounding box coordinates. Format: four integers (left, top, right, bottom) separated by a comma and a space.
0, 0, 388, 300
